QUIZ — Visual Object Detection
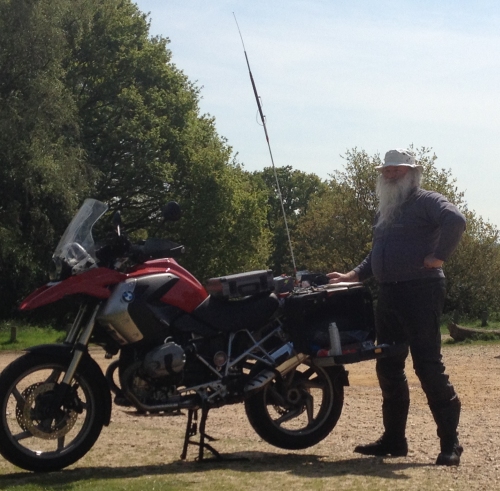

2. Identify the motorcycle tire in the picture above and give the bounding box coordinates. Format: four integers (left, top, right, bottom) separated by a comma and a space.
0, 352, 108, 472
244, 361, 344, 449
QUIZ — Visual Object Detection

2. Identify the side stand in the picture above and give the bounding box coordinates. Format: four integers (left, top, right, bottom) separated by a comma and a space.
180, 406, 223, 462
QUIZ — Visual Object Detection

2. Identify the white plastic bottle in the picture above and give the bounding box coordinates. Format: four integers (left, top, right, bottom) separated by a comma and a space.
328, 322, 342, 356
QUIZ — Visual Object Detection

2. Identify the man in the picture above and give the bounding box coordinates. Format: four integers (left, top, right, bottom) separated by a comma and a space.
327, 148, 466, 466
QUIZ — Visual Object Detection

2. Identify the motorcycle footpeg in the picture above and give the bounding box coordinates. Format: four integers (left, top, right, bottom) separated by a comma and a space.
244, 369, 276, 393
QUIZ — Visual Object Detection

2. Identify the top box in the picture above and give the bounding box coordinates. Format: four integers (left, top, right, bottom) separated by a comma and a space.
205, 270, 275, 299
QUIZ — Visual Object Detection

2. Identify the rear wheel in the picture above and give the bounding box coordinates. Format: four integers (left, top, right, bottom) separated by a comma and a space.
0, 353, 107, 472
244, 361, 345, 449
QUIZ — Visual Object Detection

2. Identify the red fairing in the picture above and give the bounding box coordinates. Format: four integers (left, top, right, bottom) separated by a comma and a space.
130, 258, 208, 312
159, 275, 208, 312
21, 259, 208, 313
19, 268, 127, 311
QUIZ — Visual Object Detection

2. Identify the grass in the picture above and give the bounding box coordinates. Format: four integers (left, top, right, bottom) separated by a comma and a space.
0, 451, 484, 491
0, 457, 473, 491
1, 316, 500, 353
0, 472, 188, 491
0, 321, 64, 351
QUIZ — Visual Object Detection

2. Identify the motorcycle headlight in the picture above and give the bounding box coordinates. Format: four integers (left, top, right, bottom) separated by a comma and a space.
49, 243, 96, 281
64, 243, 96, 275
49, 257, 63, 282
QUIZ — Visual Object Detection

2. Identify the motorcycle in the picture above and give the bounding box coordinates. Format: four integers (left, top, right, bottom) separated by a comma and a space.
0, 198, 395, 472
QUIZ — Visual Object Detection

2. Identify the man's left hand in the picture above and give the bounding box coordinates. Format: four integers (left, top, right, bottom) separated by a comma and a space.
424, 254, 444, 269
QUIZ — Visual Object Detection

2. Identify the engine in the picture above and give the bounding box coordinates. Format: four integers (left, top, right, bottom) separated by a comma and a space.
142, 341, 186, 378
118, 334, 245, 411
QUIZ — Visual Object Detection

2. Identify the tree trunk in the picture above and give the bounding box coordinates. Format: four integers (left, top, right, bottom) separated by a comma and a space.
447, 322, 500, 342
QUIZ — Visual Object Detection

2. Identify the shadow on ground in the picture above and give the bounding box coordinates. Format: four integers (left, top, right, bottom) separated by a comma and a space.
0, 451, 433, 489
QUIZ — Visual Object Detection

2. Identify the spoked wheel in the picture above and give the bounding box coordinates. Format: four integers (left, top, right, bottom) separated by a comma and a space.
244, 361, 345, 449
0, 353, 107, 472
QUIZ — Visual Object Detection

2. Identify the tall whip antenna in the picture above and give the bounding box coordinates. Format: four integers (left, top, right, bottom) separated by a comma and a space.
233, 13, 297, 274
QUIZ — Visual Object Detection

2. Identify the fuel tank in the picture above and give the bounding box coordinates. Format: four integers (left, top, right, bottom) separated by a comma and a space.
128, 258, 208, 312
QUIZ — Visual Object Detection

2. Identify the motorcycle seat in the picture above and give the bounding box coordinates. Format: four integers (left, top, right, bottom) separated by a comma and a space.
191, 292, 280, 333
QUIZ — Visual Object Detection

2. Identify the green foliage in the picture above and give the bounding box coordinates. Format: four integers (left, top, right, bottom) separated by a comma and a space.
0, 321, 63, 350
168, 152, 272, 281
414, 146, 500, 317
64, 0, 187, 218
1, 0, 499, 322
253, 166, 328, 275
0, 0, 91, 316
293, 147, 500, 317
444, 214, 500, 317
293, 148, 378, 274
61, 0, 271, 281
0, 0, 272, 314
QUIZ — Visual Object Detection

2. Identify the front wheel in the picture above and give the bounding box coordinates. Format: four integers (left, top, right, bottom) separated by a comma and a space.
0, 353, 107, 472
244, 361, 345, 449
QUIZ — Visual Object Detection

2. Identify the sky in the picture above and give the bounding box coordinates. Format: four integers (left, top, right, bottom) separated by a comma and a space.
133, 0, 500, 227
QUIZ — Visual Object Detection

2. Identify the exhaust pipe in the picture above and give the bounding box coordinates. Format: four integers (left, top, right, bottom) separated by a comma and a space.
244, 351, 309, 393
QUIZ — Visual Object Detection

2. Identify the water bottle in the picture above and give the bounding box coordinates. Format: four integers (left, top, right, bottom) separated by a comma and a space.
328, 322, 342, 356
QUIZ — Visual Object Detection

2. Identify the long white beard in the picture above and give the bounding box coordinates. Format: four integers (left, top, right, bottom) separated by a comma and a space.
376, 170, 420, 228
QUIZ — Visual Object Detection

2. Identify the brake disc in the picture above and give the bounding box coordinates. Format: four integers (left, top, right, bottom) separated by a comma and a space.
16, 382, 78, 440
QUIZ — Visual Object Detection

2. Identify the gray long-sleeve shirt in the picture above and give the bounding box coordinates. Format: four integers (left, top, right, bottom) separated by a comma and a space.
354, 188, 466, 283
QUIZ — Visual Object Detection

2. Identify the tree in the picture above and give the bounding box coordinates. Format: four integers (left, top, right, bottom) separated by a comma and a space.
0, 0, 272, 317
253, 166, 328, 275
0, 0, 91, 317
444, 216, 500, 317
64, 0, 271, 280
294, 147, 500, 317
171, 153, 272, 281
64, 0, 187, 221
413, 147, 500, 317
293, 149, 379, 274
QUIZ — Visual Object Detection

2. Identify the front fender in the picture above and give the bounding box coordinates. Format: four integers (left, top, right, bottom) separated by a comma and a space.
25, 344, 112, 425
19, 268, 126, 311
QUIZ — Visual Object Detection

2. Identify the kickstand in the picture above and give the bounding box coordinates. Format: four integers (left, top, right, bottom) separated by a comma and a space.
180, 405, 223, 462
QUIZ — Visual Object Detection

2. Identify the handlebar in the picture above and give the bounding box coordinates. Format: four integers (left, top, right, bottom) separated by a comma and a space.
96, 236, 184, 267
130, 238, 185, 262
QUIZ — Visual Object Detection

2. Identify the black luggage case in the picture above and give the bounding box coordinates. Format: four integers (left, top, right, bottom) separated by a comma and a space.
282, 283, 405, 365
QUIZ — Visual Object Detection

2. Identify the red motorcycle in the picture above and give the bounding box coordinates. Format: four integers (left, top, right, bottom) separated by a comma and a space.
0, 199, 393, 472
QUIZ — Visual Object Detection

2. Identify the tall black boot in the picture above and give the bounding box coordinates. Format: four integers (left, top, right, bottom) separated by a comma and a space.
354, 399, 409, 457
431, 396, 462, 466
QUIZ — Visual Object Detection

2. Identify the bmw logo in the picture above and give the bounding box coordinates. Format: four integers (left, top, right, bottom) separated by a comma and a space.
122, 291, 134, 303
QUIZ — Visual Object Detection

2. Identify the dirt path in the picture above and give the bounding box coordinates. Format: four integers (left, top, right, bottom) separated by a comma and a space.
0, 342, 499, 490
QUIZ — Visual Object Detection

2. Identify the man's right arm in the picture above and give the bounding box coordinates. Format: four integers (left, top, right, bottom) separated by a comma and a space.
353, 250, 373, 281
327, 270, 359, 283
327, 251, 372, 283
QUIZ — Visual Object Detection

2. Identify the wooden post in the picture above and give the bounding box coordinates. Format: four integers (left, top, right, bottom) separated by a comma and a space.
481, 310, 489, 327
10, 325, 17, 343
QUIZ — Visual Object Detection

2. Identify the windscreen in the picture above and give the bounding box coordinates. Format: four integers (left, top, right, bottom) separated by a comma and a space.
52, 199, 108, 262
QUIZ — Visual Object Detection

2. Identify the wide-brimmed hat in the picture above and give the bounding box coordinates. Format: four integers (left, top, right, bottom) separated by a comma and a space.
376, 149, 423, 170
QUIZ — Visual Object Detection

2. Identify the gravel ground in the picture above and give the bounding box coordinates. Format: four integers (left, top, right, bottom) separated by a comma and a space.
0, 340, 499, 490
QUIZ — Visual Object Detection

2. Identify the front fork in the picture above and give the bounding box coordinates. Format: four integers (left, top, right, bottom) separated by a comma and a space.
24, 300, 112, 425
58, 302, 100, 391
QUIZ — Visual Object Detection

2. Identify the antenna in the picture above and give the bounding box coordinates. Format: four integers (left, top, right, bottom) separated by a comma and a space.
233, 13, 297, 274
